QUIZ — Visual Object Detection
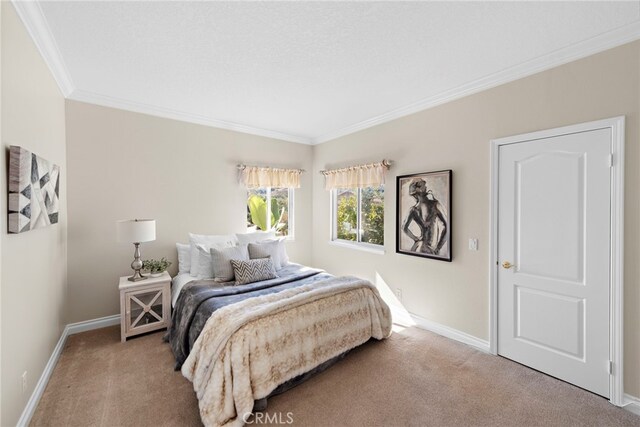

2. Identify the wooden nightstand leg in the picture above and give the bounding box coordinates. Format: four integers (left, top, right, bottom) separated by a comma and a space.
120, 289, 126, 342
163, 282, 171, 328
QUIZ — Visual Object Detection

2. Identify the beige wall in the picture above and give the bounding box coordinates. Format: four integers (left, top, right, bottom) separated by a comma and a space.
65, 100, 313, 323
311, 41, 640, 397
1, 3, 68, 426
0, 2, 3, 423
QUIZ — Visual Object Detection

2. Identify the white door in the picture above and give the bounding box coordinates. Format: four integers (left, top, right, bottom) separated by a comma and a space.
497, 128, 611, 397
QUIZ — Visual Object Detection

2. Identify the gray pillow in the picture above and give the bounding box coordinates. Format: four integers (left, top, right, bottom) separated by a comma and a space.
248, 239, 286, 270
210, 244, 249, 282
231, 258, 277, 285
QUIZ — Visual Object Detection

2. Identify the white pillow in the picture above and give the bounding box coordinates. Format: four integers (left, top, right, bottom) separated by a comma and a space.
277, 238, 290, 265
235, 231, 276, 246
264, 238, 290, 266
176, 243, 191, 274
189, 233, 237, 276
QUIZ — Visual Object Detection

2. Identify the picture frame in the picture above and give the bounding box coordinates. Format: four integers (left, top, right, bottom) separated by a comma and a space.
396, 170, 452, 262
8, 145, 60, 234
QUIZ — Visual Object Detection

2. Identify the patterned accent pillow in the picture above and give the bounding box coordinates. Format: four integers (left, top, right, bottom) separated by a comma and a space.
231, 257, 277, 285
210, 245, 250, 282
248, 239, 286, 270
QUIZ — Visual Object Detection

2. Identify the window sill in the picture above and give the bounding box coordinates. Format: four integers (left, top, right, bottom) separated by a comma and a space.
328, 240, 385, 255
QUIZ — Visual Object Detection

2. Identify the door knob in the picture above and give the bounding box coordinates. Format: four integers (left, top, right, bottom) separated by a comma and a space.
502, 261, 515, 269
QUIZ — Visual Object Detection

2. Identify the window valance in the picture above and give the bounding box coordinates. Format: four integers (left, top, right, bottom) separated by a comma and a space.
321, 159, 391, 190
238, 164, 303, 189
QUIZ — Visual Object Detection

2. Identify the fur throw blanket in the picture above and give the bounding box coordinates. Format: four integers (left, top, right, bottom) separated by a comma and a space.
181, 276, 392, 427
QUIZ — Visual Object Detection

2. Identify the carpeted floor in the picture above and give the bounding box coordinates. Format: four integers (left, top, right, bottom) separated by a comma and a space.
31, 325, 639, 427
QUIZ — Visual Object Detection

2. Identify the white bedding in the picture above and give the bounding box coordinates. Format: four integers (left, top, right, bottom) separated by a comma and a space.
172, 272, 195, 307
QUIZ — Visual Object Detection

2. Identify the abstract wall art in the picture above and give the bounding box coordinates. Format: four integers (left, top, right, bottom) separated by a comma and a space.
8, 145, 60, 233
396, 169, 452, 261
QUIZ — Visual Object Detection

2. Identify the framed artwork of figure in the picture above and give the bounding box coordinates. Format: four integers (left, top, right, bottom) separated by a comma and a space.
396, 170, 452, 262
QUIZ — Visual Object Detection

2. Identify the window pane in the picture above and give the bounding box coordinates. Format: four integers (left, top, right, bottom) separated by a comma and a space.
247, 188, 268, 232
336, 188, 358, 241
271, 188, 290, 237
360, 186, 384, 245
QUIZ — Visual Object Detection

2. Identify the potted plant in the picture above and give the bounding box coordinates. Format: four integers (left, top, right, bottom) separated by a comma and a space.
142, 257, 172, 277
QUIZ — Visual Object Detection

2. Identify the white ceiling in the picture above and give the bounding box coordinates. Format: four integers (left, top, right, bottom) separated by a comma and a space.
17, 1, 640, 144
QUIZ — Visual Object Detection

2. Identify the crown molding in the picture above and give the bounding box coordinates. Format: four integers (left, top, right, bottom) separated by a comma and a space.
69, 90, 313, 145
13, 0, 311, 144
13, 0, 640, 146
312, 20, 640, 144
11, 0, 74, 97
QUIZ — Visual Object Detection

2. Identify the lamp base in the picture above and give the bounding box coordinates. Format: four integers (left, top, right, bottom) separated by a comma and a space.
128, 243, 148, 282
127, 272, 148, 282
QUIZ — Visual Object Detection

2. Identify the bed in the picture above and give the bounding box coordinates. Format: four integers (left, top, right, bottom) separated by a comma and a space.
167, 262, 392, 427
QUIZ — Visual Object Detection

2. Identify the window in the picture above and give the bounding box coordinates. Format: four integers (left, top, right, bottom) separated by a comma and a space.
247, 187, 294, 238
332, 186, 384, 247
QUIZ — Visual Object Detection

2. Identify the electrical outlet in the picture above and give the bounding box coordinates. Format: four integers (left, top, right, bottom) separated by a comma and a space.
395, 288, 403, 302
468, 238, 479, 251
22, 371, 27, 394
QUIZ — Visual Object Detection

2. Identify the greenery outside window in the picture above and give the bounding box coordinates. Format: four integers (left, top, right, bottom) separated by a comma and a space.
247, 188, 294, 238
332, 186, 384, 248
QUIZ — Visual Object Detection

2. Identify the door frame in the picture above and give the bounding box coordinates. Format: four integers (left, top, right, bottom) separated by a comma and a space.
489, 116, 625, 406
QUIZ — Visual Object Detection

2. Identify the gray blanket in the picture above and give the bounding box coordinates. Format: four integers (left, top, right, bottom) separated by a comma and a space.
167, 264, 332, 368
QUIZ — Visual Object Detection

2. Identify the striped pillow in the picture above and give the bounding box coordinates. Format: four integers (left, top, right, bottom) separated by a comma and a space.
230, 257, 277, 285
210, 244, 249, 282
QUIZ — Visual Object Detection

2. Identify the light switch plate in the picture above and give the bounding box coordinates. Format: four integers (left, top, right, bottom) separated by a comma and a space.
469, 238, 479, 251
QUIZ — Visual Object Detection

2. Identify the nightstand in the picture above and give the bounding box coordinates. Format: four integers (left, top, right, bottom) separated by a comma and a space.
119, 271, 171, 342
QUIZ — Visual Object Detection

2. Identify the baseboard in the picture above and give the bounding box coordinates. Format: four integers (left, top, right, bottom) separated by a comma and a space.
66, 314, 120, 335
15, 326, 68, 427
390, 306, 491, 353
16, 314, 120, 427
624, 394, 640, 415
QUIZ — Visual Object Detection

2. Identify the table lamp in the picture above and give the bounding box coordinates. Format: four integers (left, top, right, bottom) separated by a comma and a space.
117, 219, 156, 282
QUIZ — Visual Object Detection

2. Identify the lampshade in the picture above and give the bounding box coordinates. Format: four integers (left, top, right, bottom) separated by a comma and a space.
116, 219, 156, 243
